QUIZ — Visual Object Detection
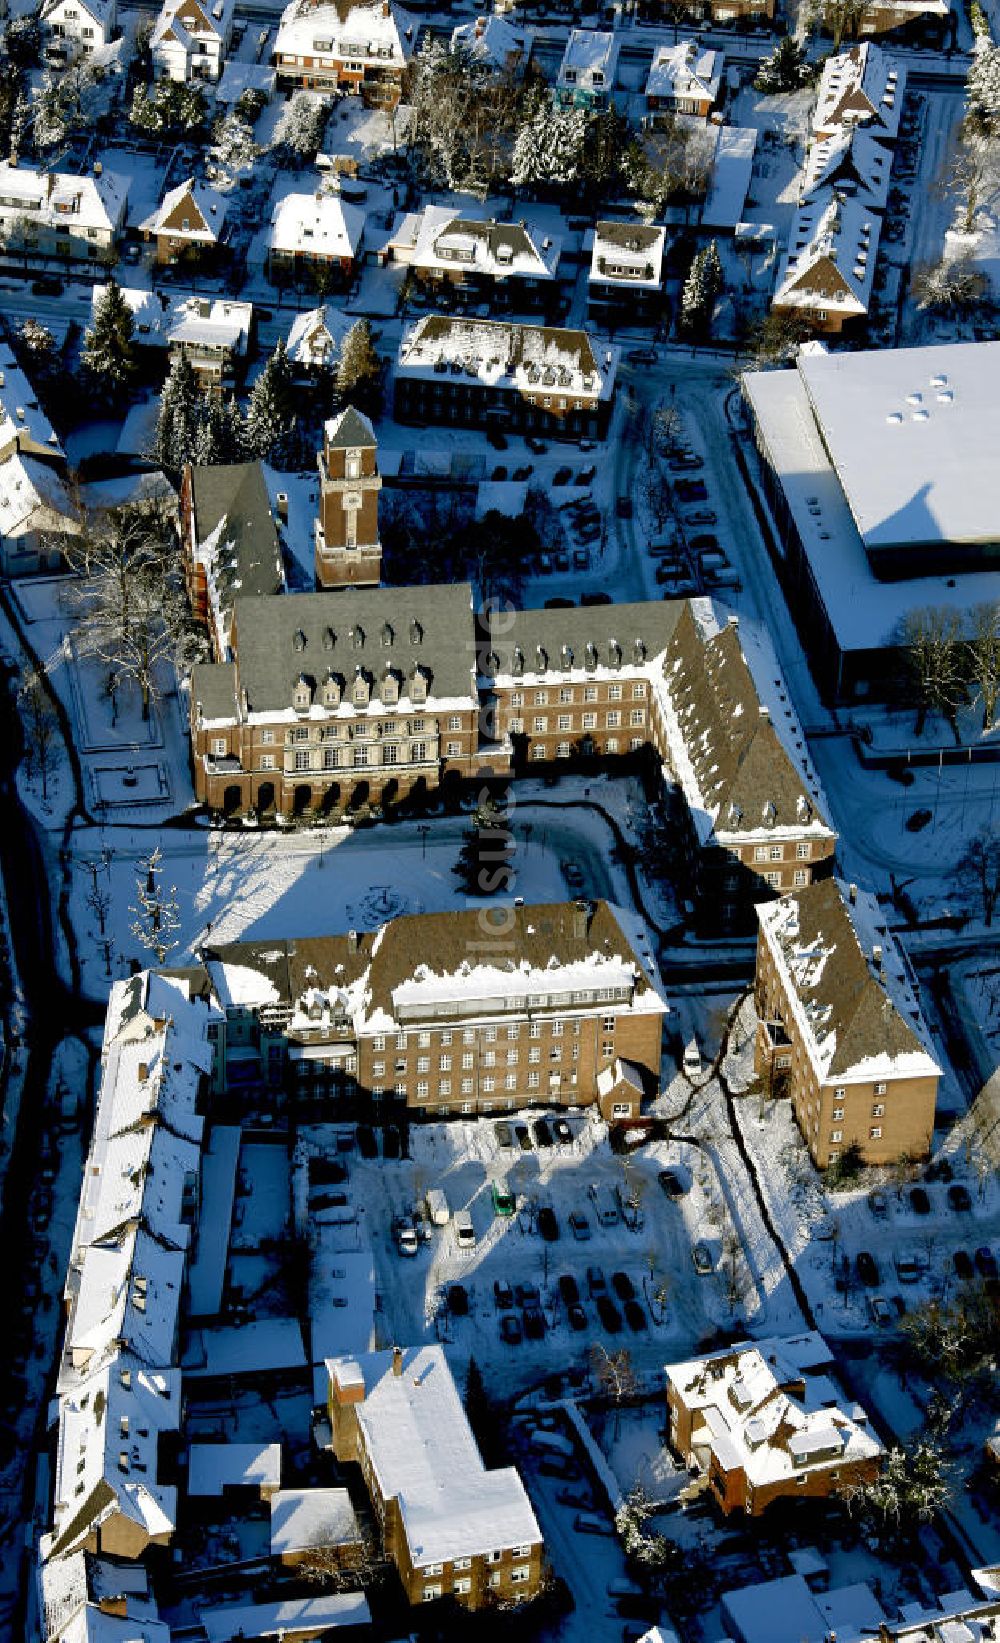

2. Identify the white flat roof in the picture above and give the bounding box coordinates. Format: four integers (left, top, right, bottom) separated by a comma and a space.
798, 340, 1000, 550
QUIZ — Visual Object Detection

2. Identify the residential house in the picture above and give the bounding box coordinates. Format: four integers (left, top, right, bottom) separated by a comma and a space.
41, 0, 117, 62
813, 45, 905, 141
773, 189, 881, 334
754, 877, 940, 1168
0, 343, 80, 575
587, 220, 665, 325
268, 190, 365, 288
721, 1572, 887, 1643
315, 404, 382, 590
820, 0, 947, 39
642, 0, 774, 24
451, 12, 533, 76
328, 1346, 543, 1609
391, 204, 561, 313
394, 316, 618, 440
188, 581, 482, 820
799, 127, 891, 212
644, 42, 722, 120
182, 896, 666, 1117
269, 1489, 362, 1569
39, 1550, 167, 1643
166, 294, 252, 393
0, 163, 127, 264
139, 177, 226, 266
556, 29, 620, 108
180, 460, 285, 662
150, 0, 234, 81
286, 304, 353, 378
665, 1333, 883, 1517
273, 0, 413, 107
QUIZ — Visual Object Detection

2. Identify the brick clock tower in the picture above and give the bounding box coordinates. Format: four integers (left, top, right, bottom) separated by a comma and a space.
315, 405, 382, 590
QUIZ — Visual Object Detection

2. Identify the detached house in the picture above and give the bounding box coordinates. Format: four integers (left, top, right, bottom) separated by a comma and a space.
391, 205, 561, 313
268, 190, 365, 287
0, 163, 127, 263
151, 0, 234, 81
451, 12, 532, 76
274, 0, 413, 107
773, 189, 881, 334
644, 43, 722, 120
0, 342, 80, 575
286, 304, 353, 378
665, 1333, 883, 1518
41, 0, 117, 61
328, 1346, 543, 1609
755, 878, 940, 1168
588, 220, 666, 326
813, 45, 905, 141
139, 177, 226, 266
556, 29, 620, 109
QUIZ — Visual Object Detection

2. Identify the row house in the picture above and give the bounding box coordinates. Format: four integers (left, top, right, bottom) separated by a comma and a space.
151, 0, 234, 81
139, 177, 227, 266
273, 0, 413, 107
587, 219, 666, 327
772, 188, 882, 336
314, 404, 382, 591
813, 44, 905, 141
644, 42, 722, 121
665, 1333, 883, 1518
328, 1346, 544, 1610
394, 316, 618, 441
754, 877, 940, 1168
189, 581, 482, 821
640, 0, 774, 24
41, 0, 117, 62
268, 189, 365, 288
180, 459, 285, 662
556, 29, 620, 109
187, 896, 667, 1119
0, 162, 127, 264
799, 126, 892, 213
0, 342, 80, 576
390, 205, 561, 314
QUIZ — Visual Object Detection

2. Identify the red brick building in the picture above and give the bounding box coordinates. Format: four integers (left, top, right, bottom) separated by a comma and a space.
315, 405, 382, 591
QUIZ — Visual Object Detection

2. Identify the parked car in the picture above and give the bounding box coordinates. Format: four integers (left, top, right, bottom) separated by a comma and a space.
580, 591, 612, 605
494, 1279, 514, 1310
487, 428, 508, 450
574, 1512, 613, 1536
691, 1241, 714, 1275
674, 478, 708, 502
953, 1249, 974, 1281
624, 1299, 646, 1332
597, 1294, 622, 1333
948, 1183, 972, 1212
524, 1307, 546, 1340
516, 1282, 541, 1309
616, 496, 633, 518
538, 1206, 560, 1242
658, 1168, 686, 1200
554, 1118, 573, 1145
910, 1186, 931, 1215
393, 1216, 418, 1256
569, 1210, 591, 1240
567, 1303, 588, 1331
868, 1294, 893, 1327
683, 509, 717, 526
626, 347, 658, 365
500, 1313, 523, 1345
448, 1284, 469, 1316
867, 1190, 889, 1218
533, 1118, 553, 1148
856, 1251, 880, 1287
975, 1246, 998, 1279
515, 1124, 533, 1152
554, 466, 572, 485
527, 436, 548, 454
559, 1273, 580, 1306
611, 1271, 635, 1301
545, 594, 573, 608
492, 1180, 516, 1217
587, 1265, 607, 1297
689, 533, 720, 555
906, 808, 932, 833
495, 1120, 513, 1149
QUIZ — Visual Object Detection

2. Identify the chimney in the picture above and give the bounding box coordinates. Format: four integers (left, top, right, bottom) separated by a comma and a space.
572, 899, 589, 941
759, 705, 770, 720
727, 613, 739, 627
347, 929, 358, 953
392, 1345, 403, 1377
872, 944, 883, 974
138, 1062, 149, 1081
848, 882, 857, 905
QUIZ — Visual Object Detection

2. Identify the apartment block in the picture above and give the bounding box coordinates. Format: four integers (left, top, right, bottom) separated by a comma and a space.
274, 0, 411, 106
328, 1344, 543, 1610
755, 878, 940, 1169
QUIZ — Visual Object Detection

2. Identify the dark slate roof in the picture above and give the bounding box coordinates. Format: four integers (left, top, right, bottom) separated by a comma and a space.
482, 600, 684, 675
189, 462, 283, 611
231, 582, 477, 713
191, 660, 238, 722
779, 878, 926, 1077
325, 405, 376, 449
596, 220, 663, 252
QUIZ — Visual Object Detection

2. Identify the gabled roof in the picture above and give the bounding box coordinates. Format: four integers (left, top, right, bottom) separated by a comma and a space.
275, 0, 413, 66
775, 189, 880, 317
286, 304, 352, 368
645, 41, 722, 103
270, 190, 365, 259
813, 44, 905, 140
189, 460, 284, 639
557, 26, 619, 88
800, 128, 891, 212
139, 177, 226, 242
151, 0, 233, 50
41, 0, 115, 31
451, 12, 532, 72
325, 403, 376, 448
0, 163, 128, 232
405, 204, 560, 282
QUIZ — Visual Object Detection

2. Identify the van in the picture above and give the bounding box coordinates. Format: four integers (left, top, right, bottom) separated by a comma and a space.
425, 1188, 450, 1226
588, 1182, 620, 1228
454, 1209, 476, 1248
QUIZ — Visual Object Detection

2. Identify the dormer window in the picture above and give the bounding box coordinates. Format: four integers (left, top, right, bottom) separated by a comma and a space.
584, 642, 598, 670
293, 629, 307, 652
353, 670, 370, 706
322, 627, 335, 650
633, 638, 646, 664
322, 672, 341, 708
410, 619, 423, 645
410, 668, 428, 703
535, 645, 548, 672
381, 623, 394, 647
608, 640, 622, 669
381, 671, 399, 704
762, 800, 777, 826
485, 649, 499, 674
560, 644, 573, 670
293, 674, 312, 712
351, 626, 365, 650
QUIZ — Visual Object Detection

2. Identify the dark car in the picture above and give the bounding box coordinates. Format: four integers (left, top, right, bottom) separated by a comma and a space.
910, 1186, 931, 1215
624, 1299, 647, 1332
553, 1118, 573, 1144
953, 1249, 974, 1281
533, 1118, 553, 1148
587, 1265, 607, 1297
491, 465, 508, 481
559, 1273, 580, 1306
494, 1279, 514, 1310
516, 1282, 541, 1309
515, 1124, 533, 1152
658, 1168, 686, 1200
495, 1120, 513, 1149
567, 1302, 588, 1331
524, 1307, 546, 1340
616, 496, 633, 518
674, 478, 708, 502
611, 1271, 635, 1301
500, 1313, 522, 1345
448, 1284, 469, 1316
545, 595, 574, 609
487, 427, 508, 450
538, 1206, 560, 1242
356, 1124, 377, 1159
553, 465, 573, 485
580, 591, 612, 606
689, 534, 720, 554
527, 436, 548, 454
596, 1295, 622, 1333
975, 1246, 998, 1278
948, 1183, 972, 1211
906, 808, 932, 832
856, 1251, 880, 1287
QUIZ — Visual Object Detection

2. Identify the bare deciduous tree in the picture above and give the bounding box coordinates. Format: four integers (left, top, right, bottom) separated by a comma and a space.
957, 828, 1000, 926
130, 846, 181, 964
19, 668, 60, 802
969, 601, 1000, 730
898, 607, 966, 738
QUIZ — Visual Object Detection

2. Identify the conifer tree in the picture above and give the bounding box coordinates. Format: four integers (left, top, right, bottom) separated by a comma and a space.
678, 239, 723, 340
453, 792, 515, 897
245, 338, 296, 461
335, 319, 382, 418
82, 279, 137, 401
154, 352, 199, 469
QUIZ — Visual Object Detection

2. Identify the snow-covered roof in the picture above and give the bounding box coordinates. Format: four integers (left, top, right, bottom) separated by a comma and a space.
275, 0, 413, 67
0, 344, 63, 462
757, 878, 940, 1086
269, 190, 366, 260
800, 127, 891, 212
287, 303, 353, 368
167, 295, 252, 356
645, 41, 722, 104
270, 1487, 359, 1556
42, 0, 116, 31
557, 27, 620, 92
451, 12, 532, 72
0, 449, 79, 540
151, 0, 234, 51
59, 1610, 170, 1643
774, 188, 880, 318
0, 162, 128, 233
40, 1550, 158, 1641
702, 125, 757, 230
666, 1333, 882, 1494
397, 315, 617, 403
200, 1594, 371, 1642
327, 1345, 541, 1566
590, 219, 665, 290
189, 1442, 282, 1495
722, 1574, 886, 1643
400, 203, 561, 282
139, 177, 226, 243
813, 44, 906, 141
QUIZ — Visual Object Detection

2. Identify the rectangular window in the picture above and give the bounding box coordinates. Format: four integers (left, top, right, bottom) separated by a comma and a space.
796, 842, 810, 859
528, 1048, 540, 1064
260, 755, 275, 770
869, 1126, 882, 1140
461, 1077, 474, 1094
608, 684, 622, 700
439, 1055, 451, 1071
438, 1079, 451, 1096
507, 1025, 519, 1041
557, 715, 571, 731
533, 690, 548, 704
793, 870, 808, 886
832, 1106, 844, 1120
754, 845, 769, 862
527, 1072, 539, 1089
606, 711, 621, 728
448, 715, 462, 730
533, 717, 547, 733
505, 1073, 517, 1089
416, 1056, 430, 1073
582, 713, 597, 729
872, 1103, 885, 1117
602, 1041, 614, 1059
631, 682, 647, 698
831, 1129, 842, 1143
874, 1081, 886, 1095
416, 1080, 429, 1097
